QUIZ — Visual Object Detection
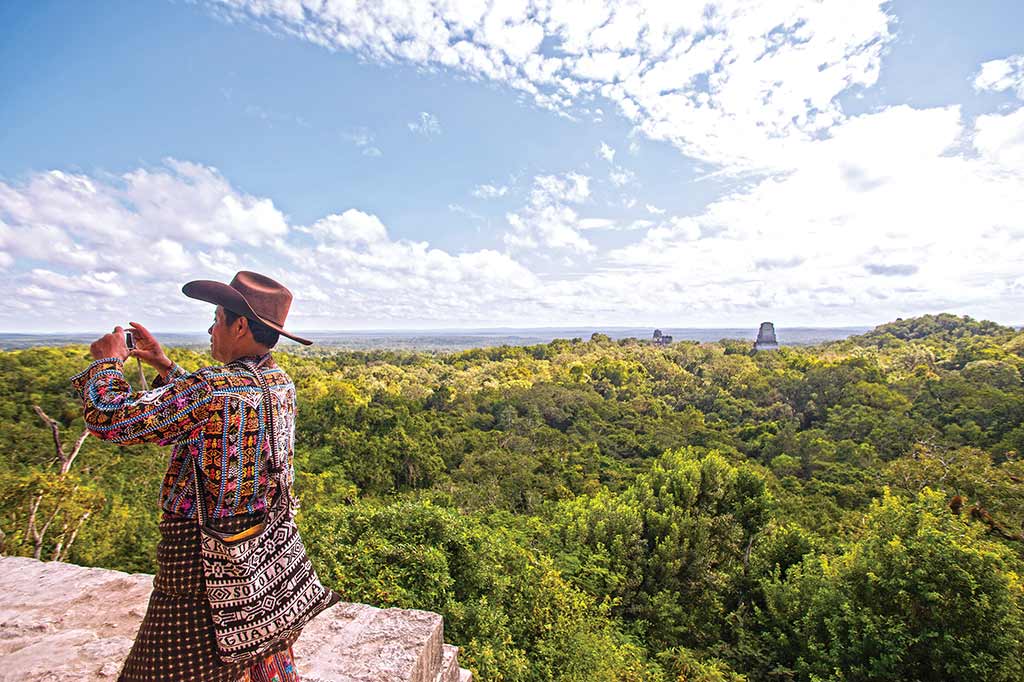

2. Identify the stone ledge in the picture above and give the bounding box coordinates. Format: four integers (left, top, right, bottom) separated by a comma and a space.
0, 556, 471, 682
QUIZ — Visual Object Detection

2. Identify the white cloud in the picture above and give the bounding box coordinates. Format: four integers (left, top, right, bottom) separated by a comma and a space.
287, 229, 543, 324
124, 159, 288, 247
601, 104, 1024, 323
16, 284, 56, 302
197, 248, 242, 276
579, 218, 653, 231
472, 184, 509, 199
408, 111, 441, 136
502, 231, 538, 251
625, 219, 654, 231
578, 218, 615, 230
609, 167, 635, 187
17, 269, 128, 304
974, 106, 1024, 169
6, 39, 1024, 329
202, 0, 894, 170
505, 172, 595, 253
153, 239, 194, 271
0, 160, 552, 329
0, 159, 286, 279
5, 107, 1024, 330
974, 55, 1024, 99
307, 210, 389, 244
0, 159, 295, 327
537, 172, 590, 203
342, 128, 383, 157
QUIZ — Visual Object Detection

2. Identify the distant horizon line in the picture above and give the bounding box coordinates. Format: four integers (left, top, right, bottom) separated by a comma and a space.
7, 318, 1024, 336
2, 324, 882, 336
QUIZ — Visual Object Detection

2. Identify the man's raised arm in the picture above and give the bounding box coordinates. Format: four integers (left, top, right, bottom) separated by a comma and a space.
70, 325, 212, 446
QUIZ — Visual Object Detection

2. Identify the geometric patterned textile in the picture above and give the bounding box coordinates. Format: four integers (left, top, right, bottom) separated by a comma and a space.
191, 359, 338, 663
117, 514, 300, 682
70, 352, 297, 519
243, 646, 301, 682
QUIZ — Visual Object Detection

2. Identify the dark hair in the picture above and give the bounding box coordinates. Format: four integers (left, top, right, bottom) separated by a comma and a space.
223, 308, 281, 348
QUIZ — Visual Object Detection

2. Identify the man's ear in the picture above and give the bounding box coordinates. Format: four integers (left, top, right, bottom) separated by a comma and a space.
235, 315, 250, 339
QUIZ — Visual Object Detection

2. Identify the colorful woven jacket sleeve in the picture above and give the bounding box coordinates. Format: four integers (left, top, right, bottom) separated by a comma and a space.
151, 361, 188, 388
70, 357, 213, 445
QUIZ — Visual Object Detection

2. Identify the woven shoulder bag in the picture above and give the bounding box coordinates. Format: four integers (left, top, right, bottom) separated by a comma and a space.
190, 360, 338, 663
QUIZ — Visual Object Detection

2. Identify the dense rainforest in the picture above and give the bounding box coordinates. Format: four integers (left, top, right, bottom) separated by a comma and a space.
2, 313, 1024, 681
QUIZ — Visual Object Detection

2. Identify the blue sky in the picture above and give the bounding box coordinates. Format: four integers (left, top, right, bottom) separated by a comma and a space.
1, 0, 1023, 332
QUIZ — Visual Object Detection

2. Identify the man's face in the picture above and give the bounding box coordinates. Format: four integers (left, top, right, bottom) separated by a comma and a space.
208, 306, 231, 362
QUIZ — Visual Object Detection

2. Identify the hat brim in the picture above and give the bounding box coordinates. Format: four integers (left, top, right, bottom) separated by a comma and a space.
182, 280, 313, 346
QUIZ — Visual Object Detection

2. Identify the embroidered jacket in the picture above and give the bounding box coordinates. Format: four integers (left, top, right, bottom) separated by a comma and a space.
70, 353, 296, 519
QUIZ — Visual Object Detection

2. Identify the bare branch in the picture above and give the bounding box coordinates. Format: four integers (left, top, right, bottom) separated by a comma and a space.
25, 493, 42, 548
34, 504, 62, 560
32, 404, 89, 476
58, 512, 90, 562
32, 405, 64, 466
50, 519, 71, 562
63, 429, 90, 476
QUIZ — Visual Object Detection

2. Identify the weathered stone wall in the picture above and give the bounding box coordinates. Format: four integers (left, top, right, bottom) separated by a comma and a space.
0, 556, 471, 682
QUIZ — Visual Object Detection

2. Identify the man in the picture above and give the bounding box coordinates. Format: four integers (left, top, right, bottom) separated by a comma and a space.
72, 271, 336, 682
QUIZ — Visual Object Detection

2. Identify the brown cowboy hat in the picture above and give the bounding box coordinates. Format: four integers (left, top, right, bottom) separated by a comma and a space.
182, 271, 312, 345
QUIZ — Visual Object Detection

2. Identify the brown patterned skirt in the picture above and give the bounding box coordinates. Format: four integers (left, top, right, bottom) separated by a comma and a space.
118, 513, 300, 682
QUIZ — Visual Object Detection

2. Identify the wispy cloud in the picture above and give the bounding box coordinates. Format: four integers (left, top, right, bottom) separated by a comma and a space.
244, 104, 310, 128
504, 172, 595, 254
202, 0, 894, 170
578, 218, 653, 231
408, 111, 441, 137
342, 128, 383, 157
609, 168, 635, 187
448, 203, 487, 223
472, 183, 508, 199
974, 55, 1024, 99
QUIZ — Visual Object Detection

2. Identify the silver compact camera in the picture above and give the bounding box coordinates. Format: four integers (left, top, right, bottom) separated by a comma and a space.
125, 330, 135, 350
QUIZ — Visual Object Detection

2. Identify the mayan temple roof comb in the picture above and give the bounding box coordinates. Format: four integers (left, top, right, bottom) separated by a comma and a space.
754, 322, 779, 351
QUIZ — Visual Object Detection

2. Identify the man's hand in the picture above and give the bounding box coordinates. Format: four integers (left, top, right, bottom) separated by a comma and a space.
127, 321, 173, 377
89, 326, 130, 361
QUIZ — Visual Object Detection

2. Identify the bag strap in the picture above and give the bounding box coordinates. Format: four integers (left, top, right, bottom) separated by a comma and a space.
191, 356, 286, 529
238, 358, 293, 513
244, 360, 285, 464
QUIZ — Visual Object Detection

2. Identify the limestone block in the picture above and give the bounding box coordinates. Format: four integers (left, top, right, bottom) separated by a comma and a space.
437, 644, 460, 682
0, 556, 152, 681
0, 556, 471, 682
294, 601, 443, 682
